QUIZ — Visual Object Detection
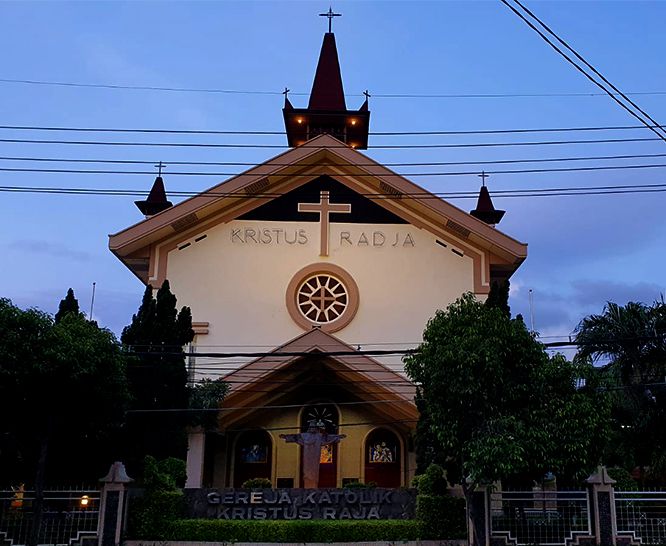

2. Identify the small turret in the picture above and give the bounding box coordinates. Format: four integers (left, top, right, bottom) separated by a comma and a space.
470, 172, 505, 226
135, 162, 173, 216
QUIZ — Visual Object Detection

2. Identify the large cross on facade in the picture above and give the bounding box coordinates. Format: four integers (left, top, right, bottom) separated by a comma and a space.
298, 190, 351, 256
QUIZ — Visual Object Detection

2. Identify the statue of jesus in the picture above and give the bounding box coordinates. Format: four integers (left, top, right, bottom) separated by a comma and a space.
280, 419, 346, 488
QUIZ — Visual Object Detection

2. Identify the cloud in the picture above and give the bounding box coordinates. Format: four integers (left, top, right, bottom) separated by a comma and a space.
7, 239, 93, 262
509, 278, 665, 340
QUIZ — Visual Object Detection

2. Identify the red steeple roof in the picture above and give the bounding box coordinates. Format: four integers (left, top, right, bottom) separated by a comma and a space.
308, 33, 347, 111
135, 176, 173, 216
283, 30, 370, 149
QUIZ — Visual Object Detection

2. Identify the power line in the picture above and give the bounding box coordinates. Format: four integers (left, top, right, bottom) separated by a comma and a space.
2, 181, 666, 199
1, 162, 665, 178
0, 136, 660, 149
1, 77, 665, 99
2, 151, 666, 168
500, 0, 666, 144
0, 123, 661, 136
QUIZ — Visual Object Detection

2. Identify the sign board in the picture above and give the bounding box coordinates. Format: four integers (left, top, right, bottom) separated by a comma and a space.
184, 488, 417, 520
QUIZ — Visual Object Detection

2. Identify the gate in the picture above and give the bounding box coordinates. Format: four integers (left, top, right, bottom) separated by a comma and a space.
0, 487, 99, 546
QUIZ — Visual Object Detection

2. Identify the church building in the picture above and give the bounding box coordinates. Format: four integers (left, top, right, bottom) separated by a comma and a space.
109, 21, 527, 490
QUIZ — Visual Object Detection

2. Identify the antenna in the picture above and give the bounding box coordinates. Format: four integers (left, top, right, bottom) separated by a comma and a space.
90, 282, 96, 322
528, 288, 535, 333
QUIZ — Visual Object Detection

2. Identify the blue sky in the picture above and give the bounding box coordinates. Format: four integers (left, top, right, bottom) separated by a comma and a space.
0, 0, 664, 350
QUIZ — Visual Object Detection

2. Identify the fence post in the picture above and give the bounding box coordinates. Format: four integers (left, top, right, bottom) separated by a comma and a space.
97, 461, 133, 546
468, 486, 491, 546
586, 465, 617, 546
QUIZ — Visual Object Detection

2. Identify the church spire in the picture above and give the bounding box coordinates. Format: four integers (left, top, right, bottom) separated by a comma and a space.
135, 162, 173, 217
470, 172, 505, 226
283, 9, 370, 149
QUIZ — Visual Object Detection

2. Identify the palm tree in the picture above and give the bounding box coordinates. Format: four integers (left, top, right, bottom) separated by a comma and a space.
574, 299, 666, 483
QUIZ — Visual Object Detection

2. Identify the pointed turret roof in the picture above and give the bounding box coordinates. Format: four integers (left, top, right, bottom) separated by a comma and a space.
308, 33, 346, 111
283, 29, 370, 149
135, 175, 173, 217
470, 185, 505, 226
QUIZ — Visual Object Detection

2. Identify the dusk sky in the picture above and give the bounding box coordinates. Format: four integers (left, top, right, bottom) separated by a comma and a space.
1, 0, 664, 352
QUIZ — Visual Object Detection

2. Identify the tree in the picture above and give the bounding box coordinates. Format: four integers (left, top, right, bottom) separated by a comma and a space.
54, 287, 81, 323
485, 279, 511, 318
574, 299, 666, 482
120, 280, 195, 474
0, 298, 130, 546
404, 293, 609, 546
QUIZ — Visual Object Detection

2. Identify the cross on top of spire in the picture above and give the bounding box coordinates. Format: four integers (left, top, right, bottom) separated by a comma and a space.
155, 161, 166, 177
478, 171, 489, 187
319, 7, 341, 33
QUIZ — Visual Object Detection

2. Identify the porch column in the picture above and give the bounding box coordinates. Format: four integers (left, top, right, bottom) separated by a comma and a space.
185, 426, 206, 488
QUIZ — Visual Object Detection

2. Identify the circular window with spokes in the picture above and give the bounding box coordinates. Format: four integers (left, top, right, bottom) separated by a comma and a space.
286, 264, 359, 333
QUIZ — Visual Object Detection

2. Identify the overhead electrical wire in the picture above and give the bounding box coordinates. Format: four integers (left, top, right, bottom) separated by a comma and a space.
0, 136, 660, 149
500, 0, 666, 143
0, 162, 664, 177
0, 123, 661, 136
2, 151, 666, 168
1, 77, 665, 99
2, 181, 665, 199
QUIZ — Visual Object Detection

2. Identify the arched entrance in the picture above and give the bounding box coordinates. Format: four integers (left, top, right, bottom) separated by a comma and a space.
300, 403, 340, 488
364, 428, 401, 487
233, 429, 272, 487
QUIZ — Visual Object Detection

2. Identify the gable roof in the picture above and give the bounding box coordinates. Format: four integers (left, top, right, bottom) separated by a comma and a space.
218, 327, 418, 430
109, 133, 527, 284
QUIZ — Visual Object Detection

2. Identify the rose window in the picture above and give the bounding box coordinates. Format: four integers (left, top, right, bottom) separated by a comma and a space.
286, 263, 359, 333
297, 274, 348, 324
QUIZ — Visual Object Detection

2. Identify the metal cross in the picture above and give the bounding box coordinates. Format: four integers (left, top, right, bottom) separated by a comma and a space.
363, 89, 371, 100
319, 7, 341, 33
155, 161, 166, 176
478, 171, 489, 186
283, 87, 290, 99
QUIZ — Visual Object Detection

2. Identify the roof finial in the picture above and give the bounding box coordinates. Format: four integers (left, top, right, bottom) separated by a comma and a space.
363, 89, 371, 100
478, 171, 489, 187
155, 161, 165, 177
283, 87, 290, 99
319, 7, 341, 33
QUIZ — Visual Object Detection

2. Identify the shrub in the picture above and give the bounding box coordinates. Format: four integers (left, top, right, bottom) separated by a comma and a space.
241, 477, 272, 489
127, 490, 186, 539
415, 463, 448, 496
143, 455, 186, 492
607, 467, 639, 491
416, 494, 466, 539
160, 519, 423, 542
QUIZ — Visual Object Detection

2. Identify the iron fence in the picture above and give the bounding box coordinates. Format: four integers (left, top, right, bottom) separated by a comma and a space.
615, 490, 666, 545
0, 488, 99, 546
490, 490, 590, 546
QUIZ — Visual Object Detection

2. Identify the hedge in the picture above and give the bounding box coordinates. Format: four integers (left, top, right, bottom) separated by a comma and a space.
416, 494, 467, 539
160, 519, 423, 542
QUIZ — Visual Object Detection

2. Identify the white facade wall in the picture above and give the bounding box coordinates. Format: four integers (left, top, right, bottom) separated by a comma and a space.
166, 219, 475, 374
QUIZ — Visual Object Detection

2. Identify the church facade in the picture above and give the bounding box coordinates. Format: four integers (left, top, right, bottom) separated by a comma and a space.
109, 28, 527, 490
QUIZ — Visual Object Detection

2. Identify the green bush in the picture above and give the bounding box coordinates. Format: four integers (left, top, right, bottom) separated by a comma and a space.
142, 455, 186, 492
415, 463, 448, 496
607, 467, 639, 491
241, 477, 273, 488
160, 519, 423, 542
416, 494, 466, 539
127, 490, 186, 539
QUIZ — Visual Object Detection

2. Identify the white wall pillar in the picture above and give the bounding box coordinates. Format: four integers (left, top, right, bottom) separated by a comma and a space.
185, 427, 206, 488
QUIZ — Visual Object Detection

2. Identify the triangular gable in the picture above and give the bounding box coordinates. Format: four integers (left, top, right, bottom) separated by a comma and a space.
109, 134, 527, 285
219, 328, 418, 430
